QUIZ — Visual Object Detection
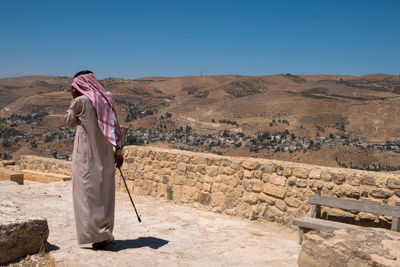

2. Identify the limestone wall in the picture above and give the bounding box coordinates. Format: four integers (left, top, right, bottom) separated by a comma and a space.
118, 146, 400, 225
20, 155, 71, 176
17, 148, 400, 226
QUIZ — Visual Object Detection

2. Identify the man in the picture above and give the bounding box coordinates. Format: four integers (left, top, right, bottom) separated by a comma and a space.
65, 70, 123, 249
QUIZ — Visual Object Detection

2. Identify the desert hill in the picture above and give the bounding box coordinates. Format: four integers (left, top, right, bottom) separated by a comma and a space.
1, 73, 400, 170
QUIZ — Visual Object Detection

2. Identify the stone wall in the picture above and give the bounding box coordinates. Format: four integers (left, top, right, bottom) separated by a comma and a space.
17, 147, 400, 226
20, 155, 71, 176
118, 146, 400, 225
20, 155, 71, 182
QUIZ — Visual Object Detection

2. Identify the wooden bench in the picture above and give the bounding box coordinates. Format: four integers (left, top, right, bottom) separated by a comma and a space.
293, 190, 400, 244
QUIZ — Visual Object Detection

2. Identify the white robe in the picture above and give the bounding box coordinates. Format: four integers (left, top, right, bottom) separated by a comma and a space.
65, 95, 115, 244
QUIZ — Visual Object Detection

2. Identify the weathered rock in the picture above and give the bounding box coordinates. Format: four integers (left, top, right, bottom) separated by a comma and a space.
283, 167, 292, 177
0, 168, 24, 185
0, 218, 49, 265
388, 178, 400, 189
198, 192, 211, 205
370, 189, 394, 199
211, 192, 225, 207
242, 193, 259, 205
293, 167, 308, 179
284, 197, 302, 208
269, 173, 286, 186
242, 161, 259, 170
308, 169, 321, 179
360, 174, 376, 186
296, 179, 307, 188
298, 228, 400, 267
320, 171, 332, 181
263, 183, 286, 199
275, 199, 287, 212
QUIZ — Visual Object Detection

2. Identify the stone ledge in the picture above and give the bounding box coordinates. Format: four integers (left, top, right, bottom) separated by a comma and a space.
0, 167, 24, 185
22, 170, 71, 183
298, 227, 400, 267
0, 218, 49, 265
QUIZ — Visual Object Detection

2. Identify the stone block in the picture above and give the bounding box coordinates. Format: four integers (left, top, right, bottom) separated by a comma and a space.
0, 218, 49, 265
177, 163, 187, 172
219, 183, 228, 192
198, 192, 211, 205
283, 167, 292, 177
191, 156, 206, 165
258, 193, 275, 205
320, 171, 332, 182
360, 174, 375, 186
293, 167, 308, 179
229, 177, 238, 187
0, 168, 24, 185
287, 176, 297, 186
332, 172, 345, 185
182, 185, 197, 202
269, 173, 286, 186
143, 165, 153, 172
230, 161, 241, 170
308, 180, 324, 191
261, 163, 276, 174
251, 181, 263, 193
334, 185, 360, 199
262, 173, 270, 182
173, 175, 186, 185
211, 192, 226, 207
370, 189, 394, 199
242, 161, 259, 170
187, 179, 196, 187
22, 170, 70, 183
296, 179, 307, 188
262, 206, 285, 223
275, 199, 287, 212
308, 169, 321, 179
186, 164, 196, 172
206, 166, 219, 177
263, 183, 286, 199
197, 165, 207, 175
298, 228, 400, 267
243, 170, 253, 179
202, 183, 211, 192
387, 177, 400, 189
242, 193, 258, 204
2, 160, 15, 166
204, 175, 214, 184
284, 197, 302, 208
222, 167, 236, 175
254, 170, 263, 179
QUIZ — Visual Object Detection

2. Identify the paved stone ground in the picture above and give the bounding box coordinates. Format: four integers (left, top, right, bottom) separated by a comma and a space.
1, 180, 300, 266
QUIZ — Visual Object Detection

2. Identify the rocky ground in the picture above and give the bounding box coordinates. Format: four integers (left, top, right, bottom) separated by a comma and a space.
1, 180, 300, 266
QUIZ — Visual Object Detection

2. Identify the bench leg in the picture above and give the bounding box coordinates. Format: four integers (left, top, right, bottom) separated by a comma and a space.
298, 228, 304, 245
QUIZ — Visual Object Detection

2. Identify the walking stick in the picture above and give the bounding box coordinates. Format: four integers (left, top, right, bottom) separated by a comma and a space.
118, 167, 142, 223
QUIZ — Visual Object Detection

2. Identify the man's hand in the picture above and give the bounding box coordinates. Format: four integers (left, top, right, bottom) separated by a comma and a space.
115, 154, 124, 168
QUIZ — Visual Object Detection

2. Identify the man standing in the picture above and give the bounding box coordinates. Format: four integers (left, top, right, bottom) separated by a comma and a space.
65, 70, 123, 249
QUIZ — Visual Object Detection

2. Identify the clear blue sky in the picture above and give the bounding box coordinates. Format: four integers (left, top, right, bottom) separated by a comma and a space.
0, 0, 399, 79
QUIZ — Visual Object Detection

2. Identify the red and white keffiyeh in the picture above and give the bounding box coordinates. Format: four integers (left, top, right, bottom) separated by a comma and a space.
72, 73, 122, 148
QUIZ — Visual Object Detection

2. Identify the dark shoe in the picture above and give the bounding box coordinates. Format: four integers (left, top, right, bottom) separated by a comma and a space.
92, 239, 115, 249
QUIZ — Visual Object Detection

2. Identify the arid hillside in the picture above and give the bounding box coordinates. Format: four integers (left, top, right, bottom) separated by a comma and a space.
1, 73, 400, 170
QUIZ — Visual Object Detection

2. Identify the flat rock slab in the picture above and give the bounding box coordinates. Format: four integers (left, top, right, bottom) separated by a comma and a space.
298, 227, 400, 267
0, 218, 49, 265
0, 180, 300, 266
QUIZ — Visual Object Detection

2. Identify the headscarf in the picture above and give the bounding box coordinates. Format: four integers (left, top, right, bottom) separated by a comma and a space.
72, 73, 122, 148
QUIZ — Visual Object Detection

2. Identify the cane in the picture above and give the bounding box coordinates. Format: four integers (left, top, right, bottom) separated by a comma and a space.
118, 167, 142, 223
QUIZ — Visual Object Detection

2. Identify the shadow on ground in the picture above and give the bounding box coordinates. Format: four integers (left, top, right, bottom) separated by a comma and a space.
47, 242, 60, 252
84, 237, 169, 252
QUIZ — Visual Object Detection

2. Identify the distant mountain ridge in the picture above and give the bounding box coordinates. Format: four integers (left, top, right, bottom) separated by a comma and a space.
1, 73, 400, 170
